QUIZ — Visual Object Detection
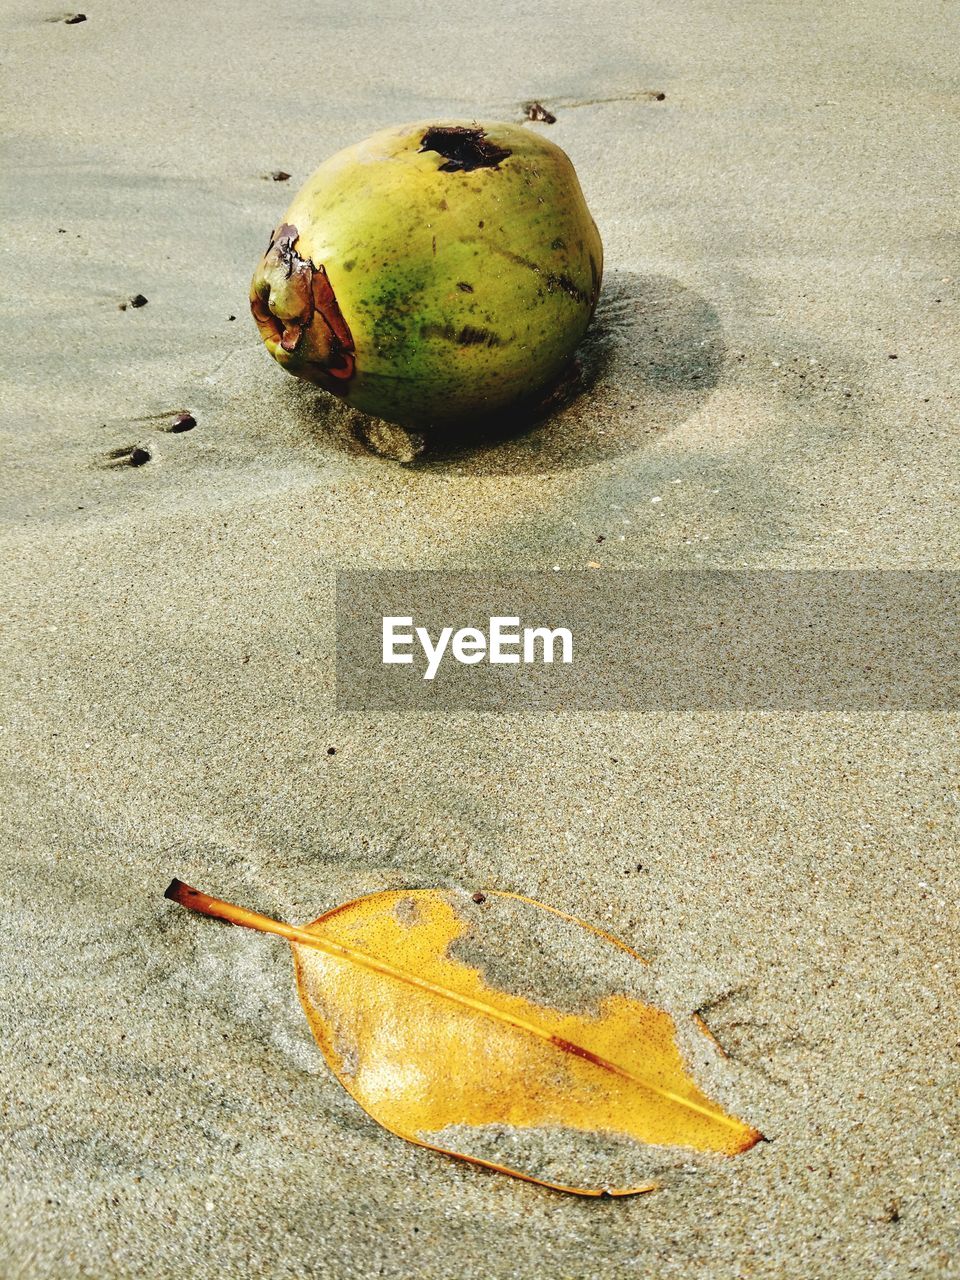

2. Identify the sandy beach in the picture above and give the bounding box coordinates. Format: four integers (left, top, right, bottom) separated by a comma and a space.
1, 0, 958, 1275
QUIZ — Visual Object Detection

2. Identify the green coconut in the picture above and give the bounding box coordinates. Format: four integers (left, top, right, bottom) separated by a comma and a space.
250, 121, 603, 431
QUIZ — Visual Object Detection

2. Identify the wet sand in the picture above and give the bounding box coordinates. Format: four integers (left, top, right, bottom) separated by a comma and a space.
1, 1, 958, 1276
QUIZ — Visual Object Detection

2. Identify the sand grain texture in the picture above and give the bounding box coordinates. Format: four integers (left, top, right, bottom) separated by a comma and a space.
1, 1, 958, 1277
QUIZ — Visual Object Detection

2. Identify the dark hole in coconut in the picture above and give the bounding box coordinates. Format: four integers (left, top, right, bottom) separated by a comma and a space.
419, 126, 511, 173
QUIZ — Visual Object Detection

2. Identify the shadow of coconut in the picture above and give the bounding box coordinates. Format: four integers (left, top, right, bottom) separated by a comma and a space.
406, 269, 725, 476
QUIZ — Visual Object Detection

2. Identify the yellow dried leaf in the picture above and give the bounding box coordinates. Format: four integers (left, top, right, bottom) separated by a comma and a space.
165, 880, 761, 1195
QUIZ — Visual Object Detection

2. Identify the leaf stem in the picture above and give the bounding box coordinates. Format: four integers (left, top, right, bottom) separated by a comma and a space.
165, 879, 312, 945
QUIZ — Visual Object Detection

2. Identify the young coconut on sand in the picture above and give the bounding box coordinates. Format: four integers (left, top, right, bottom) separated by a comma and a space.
250, 121, 603, 436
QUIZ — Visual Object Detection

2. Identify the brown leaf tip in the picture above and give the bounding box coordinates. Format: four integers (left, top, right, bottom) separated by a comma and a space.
726, 1123, 766, 1155
419, 126, 511, 173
